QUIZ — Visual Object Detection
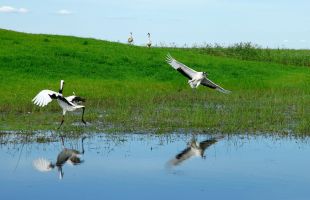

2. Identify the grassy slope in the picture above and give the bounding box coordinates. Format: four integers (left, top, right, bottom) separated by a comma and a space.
0, 29, 309, 134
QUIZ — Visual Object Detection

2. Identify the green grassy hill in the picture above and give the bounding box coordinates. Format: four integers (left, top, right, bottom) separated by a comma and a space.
0, 29, 309, 134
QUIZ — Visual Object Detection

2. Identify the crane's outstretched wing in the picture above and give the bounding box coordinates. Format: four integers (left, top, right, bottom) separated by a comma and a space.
199, 136, 224, 157
168, 147, 195, 166
201, 78, 231, 94
33, 158, 54, 172
32, 90, 59, 107
166, 54, 197, 79
66, 95, 86, 104
199, 138, 221, 151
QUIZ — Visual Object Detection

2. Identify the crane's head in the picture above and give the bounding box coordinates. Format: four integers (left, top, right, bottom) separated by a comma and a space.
203, 72, 208, 77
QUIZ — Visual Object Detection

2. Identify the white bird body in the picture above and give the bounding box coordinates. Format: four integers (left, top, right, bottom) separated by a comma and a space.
128, 32, 133, 44
147, 33, 152, 48
57, 97, 84, 114
166, 54, 231, 93
189, 72, 205, 88
32, 80, 86, 128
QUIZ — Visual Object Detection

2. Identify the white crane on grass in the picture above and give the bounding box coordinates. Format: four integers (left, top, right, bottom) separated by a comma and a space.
128, 32, 134, 44
147, 33, 152, 48
32, 80, 86, 128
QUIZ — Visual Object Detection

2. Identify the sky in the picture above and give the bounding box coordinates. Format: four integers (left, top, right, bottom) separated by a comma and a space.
0, 0, 310, 49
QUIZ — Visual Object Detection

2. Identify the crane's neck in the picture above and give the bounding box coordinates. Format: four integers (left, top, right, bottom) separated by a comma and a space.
59, 80, 64, 94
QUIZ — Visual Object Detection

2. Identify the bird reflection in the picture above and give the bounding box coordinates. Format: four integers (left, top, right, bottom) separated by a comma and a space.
33, 136, 86, 179
168, 135, 224, 167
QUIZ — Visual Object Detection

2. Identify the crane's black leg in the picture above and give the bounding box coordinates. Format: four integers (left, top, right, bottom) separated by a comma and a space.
58, 115, 65, 129
58, 166, 64, 180
81, 136, 86, 154
60, 136, 65, 147
81, 107, 86, 124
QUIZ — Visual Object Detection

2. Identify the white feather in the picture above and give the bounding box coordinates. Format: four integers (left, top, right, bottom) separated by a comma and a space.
215, 87, 231, 94
32, 90, 59, 107
65, 95, 76, 102
33, 158, 53, 172
166, 54, 198, 79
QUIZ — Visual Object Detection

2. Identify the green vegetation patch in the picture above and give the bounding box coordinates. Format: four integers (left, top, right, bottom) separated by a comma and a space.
0, 29, 309, 135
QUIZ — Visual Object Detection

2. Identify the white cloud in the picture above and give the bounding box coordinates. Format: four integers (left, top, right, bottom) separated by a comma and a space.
57, 9, 73, 15
0, 6, 29, 13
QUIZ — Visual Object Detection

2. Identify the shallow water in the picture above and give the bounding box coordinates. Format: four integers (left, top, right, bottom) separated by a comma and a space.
1, 133, 310, 200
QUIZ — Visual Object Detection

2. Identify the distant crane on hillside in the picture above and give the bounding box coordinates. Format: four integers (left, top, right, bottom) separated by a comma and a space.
147, 33, 152, 48
128, 32, 134, 44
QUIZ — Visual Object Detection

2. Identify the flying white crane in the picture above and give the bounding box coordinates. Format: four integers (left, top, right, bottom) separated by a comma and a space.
32, 80, 86, 128
166, 54, 231, 93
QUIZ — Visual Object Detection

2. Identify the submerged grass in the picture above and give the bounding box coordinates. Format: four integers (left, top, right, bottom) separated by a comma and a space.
0, 29, 309, 135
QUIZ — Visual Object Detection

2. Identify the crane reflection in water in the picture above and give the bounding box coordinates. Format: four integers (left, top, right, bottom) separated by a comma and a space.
33, 136, 86, 179
167, 135, 224, 167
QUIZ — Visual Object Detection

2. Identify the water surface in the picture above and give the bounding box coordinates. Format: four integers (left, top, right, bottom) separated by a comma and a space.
1, 133, 310, 200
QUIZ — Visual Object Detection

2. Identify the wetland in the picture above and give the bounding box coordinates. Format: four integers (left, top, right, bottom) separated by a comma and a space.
1, 133, 310, 200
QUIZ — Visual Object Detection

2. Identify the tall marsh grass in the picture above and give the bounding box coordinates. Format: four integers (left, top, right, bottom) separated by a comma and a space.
192, 42, 310, 67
